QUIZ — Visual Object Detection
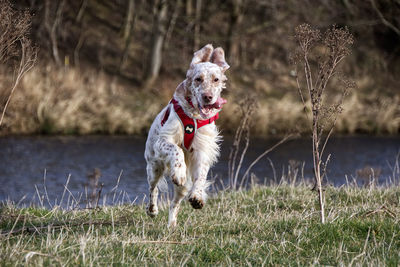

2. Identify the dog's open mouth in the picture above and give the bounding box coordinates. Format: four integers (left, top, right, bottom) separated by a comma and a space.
199, 97, 227, 118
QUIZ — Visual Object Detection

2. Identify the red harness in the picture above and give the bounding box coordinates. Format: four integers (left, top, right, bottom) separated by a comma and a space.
161, 98, 219, 150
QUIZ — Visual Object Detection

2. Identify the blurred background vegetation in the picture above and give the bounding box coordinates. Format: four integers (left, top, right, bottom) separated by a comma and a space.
1, 0, 399, 136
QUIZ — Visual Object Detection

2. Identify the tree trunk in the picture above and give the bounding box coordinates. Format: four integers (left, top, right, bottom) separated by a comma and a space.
123, 0, 135, 41
193, 0, 202, 50
186, 0, 193, 16
227, 0, 243, 68
74, 0, 88, 68
165, 0, 181, 48
76, 0, 88, 23
120, 0, 137, 74
143, 0, 168, 87
44, 0, 65, 66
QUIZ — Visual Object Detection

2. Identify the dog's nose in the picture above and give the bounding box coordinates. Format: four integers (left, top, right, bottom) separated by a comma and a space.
202, 93, 213, 103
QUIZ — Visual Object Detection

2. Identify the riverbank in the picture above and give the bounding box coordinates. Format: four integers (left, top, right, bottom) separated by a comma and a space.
1, 184, 399, 265
1, 65, 399, 136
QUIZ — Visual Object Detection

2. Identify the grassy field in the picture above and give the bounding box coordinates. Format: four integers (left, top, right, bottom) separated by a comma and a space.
1, 184, 399, 266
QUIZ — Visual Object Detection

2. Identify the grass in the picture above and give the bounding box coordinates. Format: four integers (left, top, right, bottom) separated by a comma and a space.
1, 183, 400, 266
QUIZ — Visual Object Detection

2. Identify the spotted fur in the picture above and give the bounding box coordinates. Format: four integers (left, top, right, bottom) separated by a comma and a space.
144, 44, 229, 227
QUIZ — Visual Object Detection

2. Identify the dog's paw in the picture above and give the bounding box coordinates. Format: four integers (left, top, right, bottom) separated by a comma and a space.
168, 211, 178, 228
189, 196, 204, 209
171, 164, 186, 186
146, 204, 159, 217
168, 219, 177, 228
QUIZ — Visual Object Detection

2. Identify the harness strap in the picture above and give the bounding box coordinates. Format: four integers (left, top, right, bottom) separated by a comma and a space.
161, 98, 219, 150
160, 106, 170, 126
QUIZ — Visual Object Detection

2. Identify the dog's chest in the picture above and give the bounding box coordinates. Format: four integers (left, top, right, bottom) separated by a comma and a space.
188, 124, 221, 165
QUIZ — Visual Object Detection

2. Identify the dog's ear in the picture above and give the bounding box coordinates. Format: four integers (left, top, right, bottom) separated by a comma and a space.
175, 81, 186, 97
210, 47, 230, 72
190, 44, 214, 67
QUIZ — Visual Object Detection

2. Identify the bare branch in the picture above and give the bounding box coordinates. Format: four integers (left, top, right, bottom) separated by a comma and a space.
240, 134, 295, 184
370, 0, 400, 36
0, 1, 37, 128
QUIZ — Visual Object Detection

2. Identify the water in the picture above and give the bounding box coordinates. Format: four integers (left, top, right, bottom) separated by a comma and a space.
0, 135, 399, 206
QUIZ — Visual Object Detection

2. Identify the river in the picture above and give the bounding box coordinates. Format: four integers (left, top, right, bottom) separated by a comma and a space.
0, 135, 399, 207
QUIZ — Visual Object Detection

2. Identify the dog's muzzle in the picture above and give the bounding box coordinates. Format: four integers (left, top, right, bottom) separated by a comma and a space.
198, 97, 227, 118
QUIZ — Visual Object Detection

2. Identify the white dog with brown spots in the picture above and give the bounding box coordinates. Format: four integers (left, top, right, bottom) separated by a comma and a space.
144, 44, 229, 227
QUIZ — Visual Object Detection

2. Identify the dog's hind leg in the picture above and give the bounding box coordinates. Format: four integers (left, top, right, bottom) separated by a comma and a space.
168, 184, 188, 228
146, 161, 164, 217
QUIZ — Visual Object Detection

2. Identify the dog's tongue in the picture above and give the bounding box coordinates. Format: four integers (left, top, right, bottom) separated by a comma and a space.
208, 97, 227, 109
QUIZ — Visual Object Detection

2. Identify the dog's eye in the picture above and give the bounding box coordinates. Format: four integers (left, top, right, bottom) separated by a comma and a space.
195, 77, 203, 82
214, 78, 219, 82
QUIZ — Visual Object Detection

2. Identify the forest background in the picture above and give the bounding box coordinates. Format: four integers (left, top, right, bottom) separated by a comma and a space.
1, 0, 399, 136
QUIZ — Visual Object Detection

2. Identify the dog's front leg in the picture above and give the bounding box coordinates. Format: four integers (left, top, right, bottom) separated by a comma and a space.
155, 138, 186, 186
188, 153, 211, 209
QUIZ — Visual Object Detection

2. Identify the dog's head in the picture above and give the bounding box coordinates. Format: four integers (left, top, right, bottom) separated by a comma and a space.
175, 44, 229, 119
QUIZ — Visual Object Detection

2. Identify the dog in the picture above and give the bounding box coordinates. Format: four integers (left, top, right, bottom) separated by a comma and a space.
144, 44, 229, 227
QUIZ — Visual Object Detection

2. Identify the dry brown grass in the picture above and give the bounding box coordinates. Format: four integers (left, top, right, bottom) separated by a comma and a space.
3, 65, 162, 135
219, 93, 308, 136
339, 91, 400, 134
220, 89, 400, 136
0, 64, 398, 136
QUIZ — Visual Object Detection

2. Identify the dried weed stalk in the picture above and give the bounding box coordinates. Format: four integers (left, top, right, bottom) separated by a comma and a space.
228, 96, 294, 189
86, 168, 104, 208
291, 24, 355, 223
0, 0, 37, 127
228, 96, 257, 189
